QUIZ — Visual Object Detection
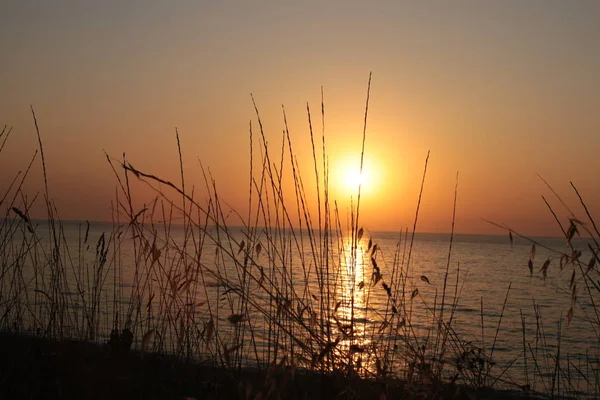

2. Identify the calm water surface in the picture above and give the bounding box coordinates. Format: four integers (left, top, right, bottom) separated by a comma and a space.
7, 220, 599, 396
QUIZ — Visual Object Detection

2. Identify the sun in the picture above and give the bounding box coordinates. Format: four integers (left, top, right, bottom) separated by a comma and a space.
333, 152, 380, 198
343, 166, 367, 192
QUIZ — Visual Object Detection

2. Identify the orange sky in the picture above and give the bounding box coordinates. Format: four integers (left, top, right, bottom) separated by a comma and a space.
2, 1, 599, 236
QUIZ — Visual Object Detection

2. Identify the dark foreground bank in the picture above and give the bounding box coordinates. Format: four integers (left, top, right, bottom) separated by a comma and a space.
0, 332, 541, 400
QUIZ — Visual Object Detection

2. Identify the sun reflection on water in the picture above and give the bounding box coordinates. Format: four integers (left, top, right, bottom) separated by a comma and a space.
332, 236, 375, 373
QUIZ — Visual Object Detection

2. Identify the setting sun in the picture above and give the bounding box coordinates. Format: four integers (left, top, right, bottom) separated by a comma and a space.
333, 152, 383, 199
343, 166, 368, 193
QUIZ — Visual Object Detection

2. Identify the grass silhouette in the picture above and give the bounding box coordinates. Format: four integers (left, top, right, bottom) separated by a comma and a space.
1, 80, 599, 399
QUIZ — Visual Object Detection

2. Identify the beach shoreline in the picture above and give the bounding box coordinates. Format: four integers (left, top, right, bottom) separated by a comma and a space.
0, 331, 543, 400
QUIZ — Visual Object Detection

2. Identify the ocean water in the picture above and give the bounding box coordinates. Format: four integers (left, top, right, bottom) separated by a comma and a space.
2, 219, 598, 396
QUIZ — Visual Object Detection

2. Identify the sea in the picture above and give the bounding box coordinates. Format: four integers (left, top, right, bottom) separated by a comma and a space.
2, 219, 598, 397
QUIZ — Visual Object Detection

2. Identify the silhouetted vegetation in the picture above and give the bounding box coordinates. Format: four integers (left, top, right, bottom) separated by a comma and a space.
1, 83, 598, 399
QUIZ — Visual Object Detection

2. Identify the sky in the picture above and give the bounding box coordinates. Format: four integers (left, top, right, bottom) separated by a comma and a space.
1, 0, 599, 236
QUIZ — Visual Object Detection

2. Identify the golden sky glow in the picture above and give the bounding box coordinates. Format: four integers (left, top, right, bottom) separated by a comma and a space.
2, 1, 599, 235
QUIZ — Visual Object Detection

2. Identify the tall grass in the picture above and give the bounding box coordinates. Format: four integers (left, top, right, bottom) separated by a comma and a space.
1, 87, 599, 399
484, 178, 600, 398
